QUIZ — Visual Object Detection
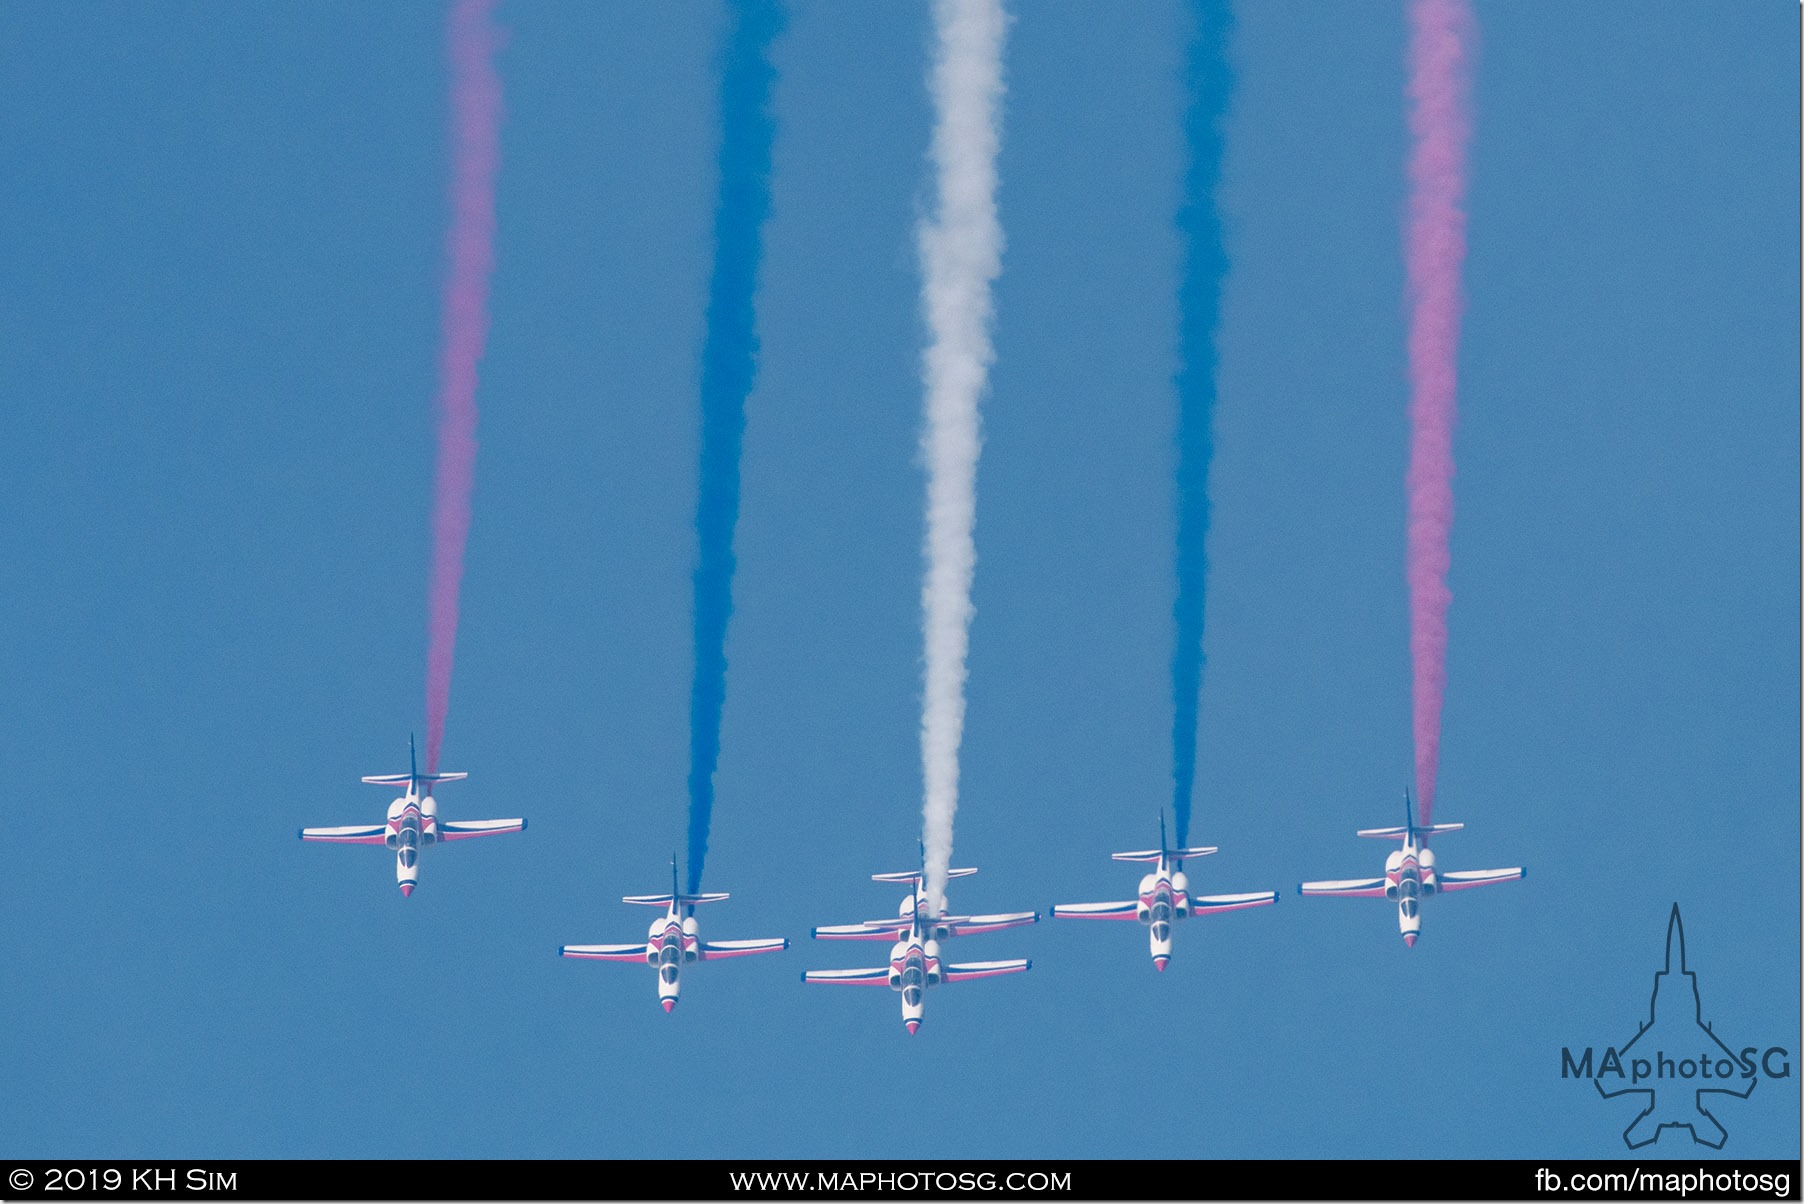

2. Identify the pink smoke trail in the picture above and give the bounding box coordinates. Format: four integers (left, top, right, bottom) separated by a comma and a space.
1404, 0, 1471, 825
424, 0, 503, 775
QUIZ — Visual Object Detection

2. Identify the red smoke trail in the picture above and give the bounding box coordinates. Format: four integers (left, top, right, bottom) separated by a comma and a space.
1403, 0, 1471, 824
424, 0, 503, 775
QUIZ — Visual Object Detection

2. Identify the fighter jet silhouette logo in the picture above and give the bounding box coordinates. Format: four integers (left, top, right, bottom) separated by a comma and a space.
1596, 904, 1754, 1148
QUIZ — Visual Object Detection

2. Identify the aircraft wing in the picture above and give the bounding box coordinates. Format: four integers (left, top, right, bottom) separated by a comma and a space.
801, 967, 891, 985
1439, 867, 1526, 892
941, 911, 1039, 936
441, 818, 527, 840
700, 938, 789, 960
1298, 878, 1388, 898
560, 943, 650, 962
812, 920, 907, 940
298, 824, 387, 845
1050, 900, 1139, 921
1189, 890, 1279, 915
942, 958, 1031, 983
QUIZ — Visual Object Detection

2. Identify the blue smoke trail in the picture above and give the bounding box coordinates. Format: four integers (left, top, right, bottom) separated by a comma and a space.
686, 0, 784, 895
1171, 0, 1232, 849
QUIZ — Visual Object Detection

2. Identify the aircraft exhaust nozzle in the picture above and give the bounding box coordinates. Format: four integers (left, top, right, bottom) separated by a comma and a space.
1403, 932, 1417, 948
661, 997, 677, 1014
399, 882, 414, 898
1153, 956, 1168, 972
905, 1019, 920, 1035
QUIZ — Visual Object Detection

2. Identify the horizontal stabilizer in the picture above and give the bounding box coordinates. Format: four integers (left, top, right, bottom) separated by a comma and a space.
1112, 846, 1217, 863
813, 909, 1039, 940
363, 771, 468, 787
871, 867, 976, 884
1357, 822, 1464, 840
623, 891, 730, 907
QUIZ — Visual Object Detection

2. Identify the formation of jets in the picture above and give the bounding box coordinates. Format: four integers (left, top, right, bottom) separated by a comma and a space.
300, 747, 1525, 1027
803, 860, 1036, 1033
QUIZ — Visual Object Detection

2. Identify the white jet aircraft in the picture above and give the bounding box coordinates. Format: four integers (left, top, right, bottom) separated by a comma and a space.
1051, 815, 1278, 971
560, 860, 788, 1013
810, 862, 1039, 943
803, 857, 1032, 1034
1298, 792, 1525, 946
298, 737, 524, 896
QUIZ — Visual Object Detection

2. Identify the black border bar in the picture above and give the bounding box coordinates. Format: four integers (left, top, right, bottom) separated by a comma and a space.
1, 1160, 1798, 1201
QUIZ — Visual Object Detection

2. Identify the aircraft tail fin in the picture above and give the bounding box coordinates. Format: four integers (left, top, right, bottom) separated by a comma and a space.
1114, 814, 1217, 863
362, 734, 466, 790
622, 855, 730, 907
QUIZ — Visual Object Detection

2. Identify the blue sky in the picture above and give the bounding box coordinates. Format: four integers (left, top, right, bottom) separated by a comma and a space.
0, 0, 1795, 1161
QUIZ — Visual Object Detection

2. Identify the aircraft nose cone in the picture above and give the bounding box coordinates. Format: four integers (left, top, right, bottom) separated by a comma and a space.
1403, 933, 1417, 948
399, 883, 414, 897
1153, 956, 1169, 972
661, 998, 677, 1014
905, 1020, 920, 1035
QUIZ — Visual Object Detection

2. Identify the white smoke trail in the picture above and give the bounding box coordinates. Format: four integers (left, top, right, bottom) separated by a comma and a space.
918, 0, 1007, 916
